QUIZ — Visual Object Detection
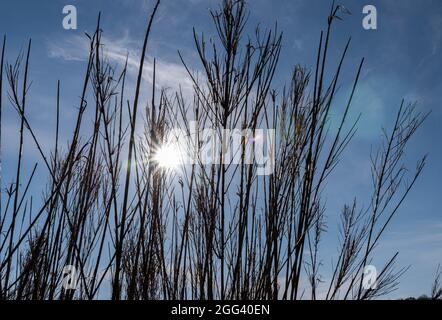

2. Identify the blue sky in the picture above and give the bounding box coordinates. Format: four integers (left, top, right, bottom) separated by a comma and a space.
0, 0, 441, 298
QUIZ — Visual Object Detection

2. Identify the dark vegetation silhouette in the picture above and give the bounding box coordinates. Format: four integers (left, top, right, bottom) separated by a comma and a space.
0, 0, 437, 300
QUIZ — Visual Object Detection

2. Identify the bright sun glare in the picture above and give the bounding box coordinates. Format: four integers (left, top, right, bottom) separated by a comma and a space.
153, 144, 181, 170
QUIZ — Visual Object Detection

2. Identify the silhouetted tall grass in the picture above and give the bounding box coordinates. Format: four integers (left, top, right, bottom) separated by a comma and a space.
0, 0, 431, 300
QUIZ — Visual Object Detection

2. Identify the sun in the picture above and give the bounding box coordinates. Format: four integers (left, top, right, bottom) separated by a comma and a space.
153, 143, 181, 170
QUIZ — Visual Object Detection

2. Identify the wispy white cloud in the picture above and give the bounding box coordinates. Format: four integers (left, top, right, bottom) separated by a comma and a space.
47, 32, 194, 96
429, 13, 442, 55
382, 221, 442, 251
47, 35, 87, 62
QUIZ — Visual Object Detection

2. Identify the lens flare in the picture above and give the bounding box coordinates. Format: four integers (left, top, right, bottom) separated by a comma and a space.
153, 143, 181, 170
